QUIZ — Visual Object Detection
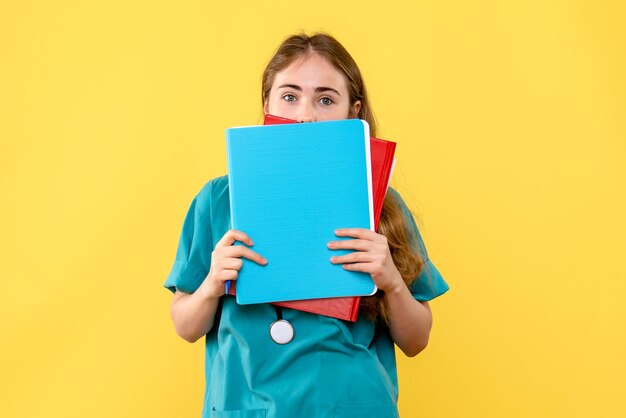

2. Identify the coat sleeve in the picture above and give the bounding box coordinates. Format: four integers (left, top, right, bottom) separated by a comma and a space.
163, 186, 214, 294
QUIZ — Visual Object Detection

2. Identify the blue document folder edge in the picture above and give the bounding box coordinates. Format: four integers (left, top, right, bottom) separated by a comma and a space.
226, 119, 377, 305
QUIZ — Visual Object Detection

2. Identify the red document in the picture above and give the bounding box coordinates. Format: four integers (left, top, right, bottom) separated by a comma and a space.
228, 114, 396, 321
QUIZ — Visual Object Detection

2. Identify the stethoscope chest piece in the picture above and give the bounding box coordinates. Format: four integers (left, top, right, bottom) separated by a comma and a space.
269, 319, 295, 344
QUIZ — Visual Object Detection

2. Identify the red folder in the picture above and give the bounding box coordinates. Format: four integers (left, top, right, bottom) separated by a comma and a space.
228, 114, 396, 321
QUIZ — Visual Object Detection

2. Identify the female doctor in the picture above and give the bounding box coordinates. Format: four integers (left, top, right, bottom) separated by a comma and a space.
164, 32, 449, 418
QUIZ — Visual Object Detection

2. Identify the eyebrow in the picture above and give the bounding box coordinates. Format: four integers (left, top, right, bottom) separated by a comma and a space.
277, 84, 341, 96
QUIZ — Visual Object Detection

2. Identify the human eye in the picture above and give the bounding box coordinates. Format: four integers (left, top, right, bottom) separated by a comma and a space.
282, 94, 297, 102
320, 97, 334, 105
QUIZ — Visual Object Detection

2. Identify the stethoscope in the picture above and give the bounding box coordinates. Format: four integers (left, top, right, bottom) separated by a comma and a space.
269, 306, 295, 344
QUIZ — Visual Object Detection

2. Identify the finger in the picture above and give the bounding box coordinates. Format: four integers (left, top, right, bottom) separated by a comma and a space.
327, 238, 371, 251
334, 228, 377, 240
216, 229, 254, 248
215, 269, 239, 282
340, 262, 372, 273
330, 252, 374, 264
222, 245, 268, 265
218, 258, 243, 271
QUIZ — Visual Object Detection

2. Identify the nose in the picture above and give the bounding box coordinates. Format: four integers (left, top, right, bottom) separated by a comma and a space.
296, 102, 315, 123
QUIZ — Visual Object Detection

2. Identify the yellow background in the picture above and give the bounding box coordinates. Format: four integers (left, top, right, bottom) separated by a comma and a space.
1, 1, 624, 417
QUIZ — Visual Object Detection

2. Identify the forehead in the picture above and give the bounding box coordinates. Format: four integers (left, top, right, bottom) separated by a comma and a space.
272, 53, 348, 92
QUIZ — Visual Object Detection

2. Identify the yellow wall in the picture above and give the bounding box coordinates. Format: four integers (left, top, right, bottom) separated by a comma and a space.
1, 1, 624, 417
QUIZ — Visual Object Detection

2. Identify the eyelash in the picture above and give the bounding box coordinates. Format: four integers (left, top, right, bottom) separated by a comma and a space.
281, 94, 334, 105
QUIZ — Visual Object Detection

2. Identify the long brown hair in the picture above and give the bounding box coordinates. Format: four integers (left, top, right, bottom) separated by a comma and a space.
261, 33, 424, 324
261, 32, 377, 136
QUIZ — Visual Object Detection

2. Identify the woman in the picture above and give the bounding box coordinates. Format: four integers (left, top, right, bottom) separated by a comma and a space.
165, 32, 449, 418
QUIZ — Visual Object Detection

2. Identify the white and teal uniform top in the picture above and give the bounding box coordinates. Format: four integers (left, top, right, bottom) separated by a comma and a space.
164, 175, 449, 418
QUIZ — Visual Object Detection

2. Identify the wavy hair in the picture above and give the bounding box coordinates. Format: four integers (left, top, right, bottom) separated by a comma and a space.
261, 33, 424, 323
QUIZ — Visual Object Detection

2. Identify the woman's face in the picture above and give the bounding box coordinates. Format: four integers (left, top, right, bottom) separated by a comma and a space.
264, 52, 361, 122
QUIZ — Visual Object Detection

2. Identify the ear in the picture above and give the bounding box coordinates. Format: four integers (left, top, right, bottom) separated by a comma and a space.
263, 100, 269, 115
351, 100, 362, 118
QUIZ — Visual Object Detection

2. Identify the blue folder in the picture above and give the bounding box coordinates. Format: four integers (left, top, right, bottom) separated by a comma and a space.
226, 119, 377, 305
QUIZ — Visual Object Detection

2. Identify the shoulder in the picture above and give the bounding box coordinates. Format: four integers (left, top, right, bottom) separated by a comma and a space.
385, 186, 428, 251
208, 174, 229, 192
197, 174, 228, 197
192, 175, 229, 215
386, 186, 412, 216
386, 186, 402, 203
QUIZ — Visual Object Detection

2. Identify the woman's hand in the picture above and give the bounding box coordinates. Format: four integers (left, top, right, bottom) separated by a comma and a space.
201, 229, 268, 299
328, 228, 432, 356
327, 228, 403, 293
171, 229, 266, 343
